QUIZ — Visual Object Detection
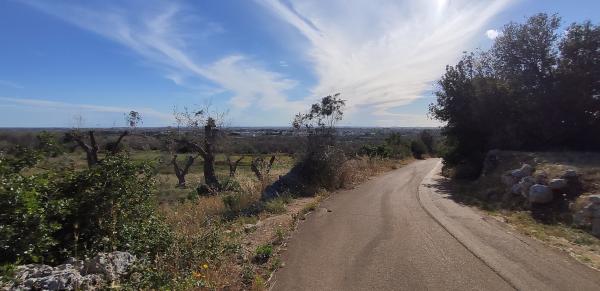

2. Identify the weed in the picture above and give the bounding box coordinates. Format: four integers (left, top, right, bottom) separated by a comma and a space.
254, 244, 273, 264
252, 274, 266, 290
301, 201, 318, 215
241, 263, 255, 285
265, 198, 287, 214
269, 257, 282, 272
274, 227, 285, 245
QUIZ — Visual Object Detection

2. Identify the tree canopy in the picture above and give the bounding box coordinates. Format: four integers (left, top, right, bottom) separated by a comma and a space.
430, 14, 600, 178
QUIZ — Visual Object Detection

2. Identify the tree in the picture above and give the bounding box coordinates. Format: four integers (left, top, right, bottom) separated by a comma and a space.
250, 155, 276, 181
419, 130, 435, 154
172, 154, 200, 188
226, 155, 244, 177
429, 13, 600, 178
555, 21, 600, 147
410, 139, 427, 159
293, 93, 346, 135
67, 111, 141, 167
292, 94, 347, 190
173, 106, 225, 190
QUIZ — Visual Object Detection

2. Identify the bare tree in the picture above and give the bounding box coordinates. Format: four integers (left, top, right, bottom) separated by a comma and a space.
70, 130, 100, 167
173, 106, 226, 190
251, 155, 276, 181
172, 153, 200, 188
68, 111, 140, 168
226, 155, 244, 177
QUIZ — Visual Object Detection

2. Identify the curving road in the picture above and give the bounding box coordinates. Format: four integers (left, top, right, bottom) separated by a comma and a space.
271, 159, 600, 291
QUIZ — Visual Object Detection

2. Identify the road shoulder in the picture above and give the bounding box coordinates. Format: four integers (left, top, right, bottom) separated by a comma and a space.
418, 161, 600, 291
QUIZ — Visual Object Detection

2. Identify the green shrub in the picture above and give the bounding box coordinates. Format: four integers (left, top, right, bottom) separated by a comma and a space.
254, 244, 273, 264
222, 192, 243, 214
0, 150, 173, 264
410, 139, 428, 159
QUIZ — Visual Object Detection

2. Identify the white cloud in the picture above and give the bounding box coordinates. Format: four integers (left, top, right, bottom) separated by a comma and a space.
22, 0, 300, 120
486, 29, 500, 39
0, 97, 172, 122
259, 0, 513, 125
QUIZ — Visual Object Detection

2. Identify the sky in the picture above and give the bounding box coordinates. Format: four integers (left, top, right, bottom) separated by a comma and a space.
0, 0, 599, 128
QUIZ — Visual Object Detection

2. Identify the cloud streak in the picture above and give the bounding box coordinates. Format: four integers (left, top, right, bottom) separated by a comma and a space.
0, 97, 172, 122
0, 79, 24, 89
259, 0, 513, 125
22, 0, 301, 118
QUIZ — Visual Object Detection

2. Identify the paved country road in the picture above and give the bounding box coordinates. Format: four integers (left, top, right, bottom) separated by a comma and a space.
270, 159, 600, 291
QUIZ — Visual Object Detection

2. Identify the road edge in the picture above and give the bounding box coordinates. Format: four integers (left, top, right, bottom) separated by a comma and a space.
417, 160, 525, 290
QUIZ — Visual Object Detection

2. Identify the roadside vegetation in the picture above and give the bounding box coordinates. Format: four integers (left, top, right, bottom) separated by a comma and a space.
0, 95, 433, 289
429, 13, 600, 269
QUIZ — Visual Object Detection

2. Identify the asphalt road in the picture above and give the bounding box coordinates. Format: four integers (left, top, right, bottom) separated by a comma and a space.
271, 159, 600, 291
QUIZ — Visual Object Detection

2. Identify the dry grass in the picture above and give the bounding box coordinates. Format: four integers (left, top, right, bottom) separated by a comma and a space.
497, 211, 600, 270
458, 151, 600, 270
339, 156, 412, 188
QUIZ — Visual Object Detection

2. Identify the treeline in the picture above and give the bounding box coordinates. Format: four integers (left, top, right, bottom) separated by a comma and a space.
430, 14, 600, 178
0, 129, 431, 156
359, 130, 437, 160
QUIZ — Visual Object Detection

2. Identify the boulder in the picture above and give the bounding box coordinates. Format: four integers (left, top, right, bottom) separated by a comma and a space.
20, 268, 83, 291
534, 171, 548, 184
528, 184, 553, 204
588, 194, 600, 204
502, 174, 519, 187
518, 176, 536, 198
573, 211, 589, 227
511, 183, 522, 195
511, 164, 534, 179
84, 251, 136, 282
14, 264, 53, 281
80, 274, 105, 290
548, 179, 567, 190
582, 203, 596, 217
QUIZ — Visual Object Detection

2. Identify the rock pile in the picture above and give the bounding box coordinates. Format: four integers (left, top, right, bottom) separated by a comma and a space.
501, 164, 600, 237
6, 251, 135, 291
501, 164, 575, 205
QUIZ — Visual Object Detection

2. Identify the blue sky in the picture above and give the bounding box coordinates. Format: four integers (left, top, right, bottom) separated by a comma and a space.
0, 0, 599, 127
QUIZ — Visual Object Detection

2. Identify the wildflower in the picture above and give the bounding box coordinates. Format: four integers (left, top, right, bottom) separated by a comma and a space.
202, 263, 209, 269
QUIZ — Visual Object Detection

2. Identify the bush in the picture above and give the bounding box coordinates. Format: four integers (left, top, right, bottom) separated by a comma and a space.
410, 140, 428, 159
0, 150, 173, 265
264, 197, 287, 214
295, 144, 347, 192
253, 244, 272, 264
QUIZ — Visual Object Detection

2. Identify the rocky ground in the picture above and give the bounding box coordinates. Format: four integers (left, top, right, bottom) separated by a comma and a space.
459, 150, 600, 270
3, 251, 135, 290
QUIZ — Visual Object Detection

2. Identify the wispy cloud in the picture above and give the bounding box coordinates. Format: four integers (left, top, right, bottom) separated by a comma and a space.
0, 97, 172, 122
22, 0, 300, 117
0, 79, 24, 89
259, 0, 513, 125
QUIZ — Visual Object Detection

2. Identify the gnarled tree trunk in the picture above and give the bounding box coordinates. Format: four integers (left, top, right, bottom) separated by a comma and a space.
71, 131, 99, 167
227, 155, 244, 177
172, 154, 198, 188
251, 155, 276, 181
203, 117, 219, 189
